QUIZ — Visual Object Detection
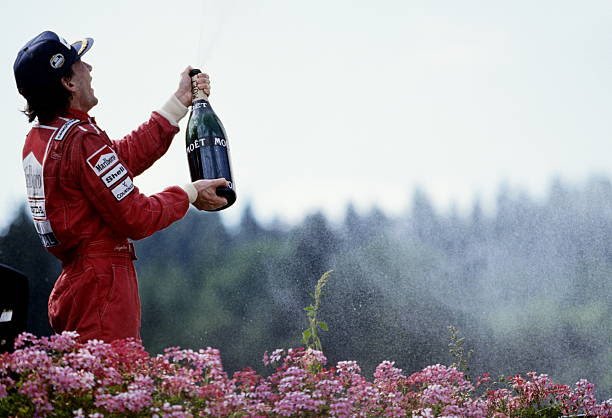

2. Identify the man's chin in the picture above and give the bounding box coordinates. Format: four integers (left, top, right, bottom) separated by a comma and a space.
83, 97, 99, 113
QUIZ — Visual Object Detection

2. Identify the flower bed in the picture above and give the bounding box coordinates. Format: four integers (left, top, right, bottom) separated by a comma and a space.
0, 332, 610, 417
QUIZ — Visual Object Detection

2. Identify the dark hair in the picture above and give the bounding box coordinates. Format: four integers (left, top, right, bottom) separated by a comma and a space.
21, 68, 74, 124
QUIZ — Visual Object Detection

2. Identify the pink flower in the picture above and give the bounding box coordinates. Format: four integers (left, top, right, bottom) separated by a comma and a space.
475, 372, 491, 388
374, 361, 405, 383
263, 349, 284, 366
13, 332, 39, 349
329, 397, 352, 417
94, 382, 153, 414
421, 383, 455, 405
273, 391, 323, 416
48, 365, 95, 392
11, 347, 53, 373
412, 407, 435, 418
233, 367, 260, 391
383, 405, 406, 417
19, 378, 53, 416
407, 364, 472, 393
315, 378, 343, 397
46, 331, 79, 352
1, 331, 610, 417
299, 348, 327, 368
277, 366, 308, 392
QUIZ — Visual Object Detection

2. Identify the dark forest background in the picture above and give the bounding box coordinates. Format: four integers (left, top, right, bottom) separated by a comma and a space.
1, 177, 611, 397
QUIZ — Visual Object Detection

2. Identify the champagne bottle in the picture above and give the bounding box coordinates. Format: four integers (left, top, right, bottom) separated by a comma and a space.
186, 68, 236, 211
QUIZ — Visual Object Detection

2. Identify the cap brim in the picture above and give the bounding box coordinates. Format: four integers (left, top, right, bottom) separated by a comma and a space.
71, 38, 94, 57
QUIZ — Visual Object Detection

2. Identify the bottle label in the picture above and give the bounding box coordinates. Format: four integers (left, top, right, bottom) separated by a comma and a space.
186, 136, 228, 154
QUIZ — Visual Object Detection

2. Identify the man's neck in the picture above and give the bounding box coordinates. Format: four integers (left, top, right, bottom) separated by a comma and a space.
68, 97, 94, 117
66, 108, 90, 121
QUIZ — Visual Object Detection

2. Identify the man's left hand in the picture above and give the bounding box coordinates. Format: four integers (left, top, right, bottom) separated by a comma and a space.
175, 66, 211, 107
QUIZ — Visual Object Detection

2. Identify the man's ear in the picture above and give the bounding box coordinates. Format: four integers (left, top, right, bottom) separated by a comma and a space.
61, 76, 75, 92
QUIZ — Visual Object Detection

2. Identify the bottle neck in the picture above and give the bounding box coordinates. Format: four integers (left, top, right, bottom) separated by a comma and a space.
191, 77, 209, 103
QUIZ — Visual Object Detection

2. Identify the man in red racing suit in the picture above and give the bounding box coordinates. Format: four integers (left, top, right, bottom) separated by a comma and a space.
15, 31, 229, 342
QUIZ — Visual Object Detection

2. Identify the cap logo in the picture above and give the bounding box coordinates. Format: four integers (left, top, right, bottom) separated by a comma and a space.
50, 53, 65, 69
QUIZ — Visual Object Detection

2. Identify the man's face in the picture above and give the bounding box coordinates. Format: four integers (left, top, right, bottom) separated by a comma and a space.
69, 59, 98, 111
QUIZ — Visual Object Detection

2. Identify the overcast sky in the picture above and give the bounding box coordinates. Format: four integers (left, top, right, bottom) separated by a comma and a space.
3, 0, 612, 228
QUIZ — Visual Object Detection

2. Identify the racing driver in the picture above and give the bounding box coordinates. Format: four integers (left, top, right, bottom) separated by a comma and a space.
14, 31, 229, 342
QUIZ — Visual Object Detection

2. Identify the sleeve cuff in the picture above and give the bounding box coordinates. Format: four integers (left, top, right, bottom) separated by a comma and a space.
180, 183, 198, 204
157, 95, 188, 127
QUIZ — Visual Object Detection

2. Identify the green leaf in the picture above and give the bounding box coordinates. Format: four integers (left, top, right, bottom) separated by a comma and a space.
302, 329, 312, 341
318, 321, 329, 331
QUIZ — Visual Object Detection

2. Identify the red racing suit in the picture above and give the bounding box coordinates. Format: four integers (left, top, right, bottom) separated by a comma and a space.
22, 108, 189, 341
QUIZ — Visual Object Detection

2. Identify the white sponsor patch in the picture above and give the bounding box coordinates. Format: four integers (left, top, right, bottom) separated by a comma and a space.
111, 177, 135, 201
23, 152, 44, 198
23, 151, 59, 247
34, 219, 54, 234
54, 119, 80, 141
28, 198, 46, 220
101, 163, 127, 187
86, 145, 119, 175
34, 220, 59, 247
0, 310, 13, 323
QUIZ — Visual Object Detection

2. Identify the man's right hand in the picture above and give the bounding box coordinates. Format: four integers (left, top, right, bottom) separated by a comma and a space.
192, 178, 229, 211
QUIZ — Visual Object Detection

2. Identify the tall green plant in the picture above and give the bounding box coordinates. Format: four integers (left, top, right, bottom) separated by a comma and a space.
448, 325, 473, 377
301, 270, 333, 351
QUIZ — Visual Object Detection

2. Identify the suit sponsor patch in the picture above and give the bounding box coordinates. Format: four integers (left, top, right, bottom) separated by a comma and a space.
86, 145, 118, 175
27, 198, 46, 220
53, 119, 80, 141
33, 219, 59, 247
23, 152, 58, 246
102, 163, 127, 188
111, 177, 135, 201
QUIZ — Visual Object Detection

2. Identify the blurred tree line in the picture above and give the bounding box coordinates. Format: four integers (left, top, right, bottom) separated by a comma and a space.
1, 177, 610, 397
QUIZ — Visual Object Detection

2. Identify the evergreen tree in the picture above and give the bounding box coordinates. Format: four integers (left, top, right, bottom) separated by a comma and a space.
411, 188, 440, 244
239, 203, 265, 241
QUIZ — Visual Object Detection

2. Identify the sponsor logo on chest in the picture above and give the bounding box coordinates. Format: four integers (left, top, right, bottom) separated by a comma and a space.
102, 163, 127, 187
87, 145, 119, 176
112, 177, 135, 201
86, 144, 133, 200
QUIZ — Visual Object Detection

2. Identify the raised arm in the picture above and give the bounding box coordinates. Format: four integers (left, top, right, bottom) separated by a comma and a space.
111, 67, 211, 176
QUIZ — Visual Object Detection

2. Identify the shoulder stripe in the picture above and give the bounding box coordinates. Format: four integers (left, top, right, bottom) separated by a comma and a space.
34, 124, 58, 131
88, 120, 101, 135
53, 119, 81, 141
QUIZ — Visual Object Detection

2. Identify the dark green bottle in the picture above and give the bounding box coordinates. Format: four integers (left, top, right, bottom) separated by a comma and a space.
185, 68, 236, 211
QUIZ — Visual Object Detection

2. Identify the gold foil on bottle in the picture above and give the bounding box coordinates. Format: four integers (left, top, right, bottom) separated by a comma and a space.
191, 76, 208, 101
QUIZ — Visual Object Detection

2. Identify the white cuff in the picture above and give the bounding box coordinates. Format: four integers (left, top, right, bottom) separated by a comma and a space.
181, 183, 198, 204
157, 95, 188, 127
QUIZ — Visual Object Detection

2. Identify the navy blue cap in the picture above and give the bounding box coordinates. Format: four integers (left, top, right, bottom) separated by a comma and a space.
14, 31, 93, 96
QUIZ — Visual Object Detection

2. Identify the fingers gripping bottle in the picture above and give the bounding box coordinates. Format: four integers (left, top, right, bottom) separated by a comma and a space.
185, 68, 236, 211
